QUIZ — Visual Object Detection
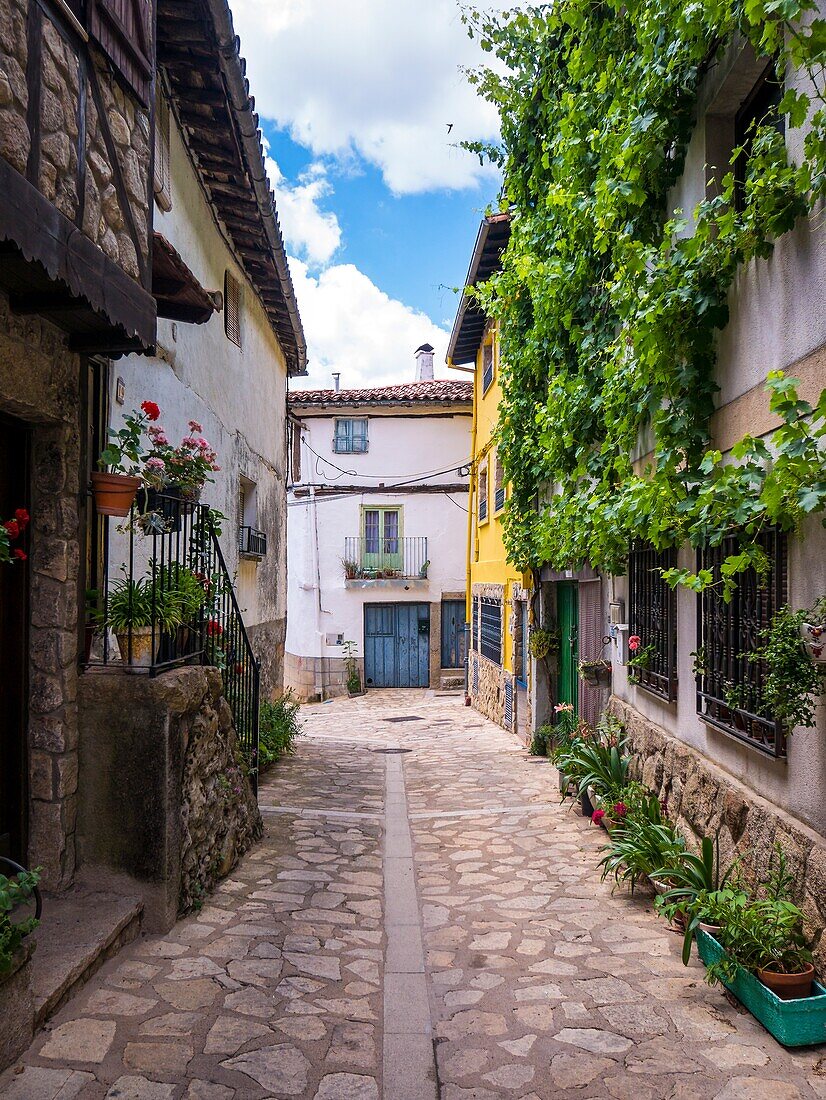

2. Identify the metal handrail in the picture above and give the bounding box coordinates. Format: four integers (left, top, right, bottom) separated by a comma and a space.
343, 536, 428, 580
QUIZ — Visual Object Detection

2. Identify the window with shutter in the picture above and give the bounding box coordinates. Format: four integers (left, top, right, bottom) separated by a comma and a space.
333, 419, 368, 453
494, 451, 505, 513
153, 88, 171, 211
89, 0, 154, 107
482, 342, 494, 392
478, 462, 488, 522
224, 271, 242, 348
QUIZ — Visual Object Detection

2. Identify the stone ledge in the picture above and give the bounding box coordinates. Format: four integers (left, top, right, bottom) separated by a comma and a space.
30, 884, 143, 1027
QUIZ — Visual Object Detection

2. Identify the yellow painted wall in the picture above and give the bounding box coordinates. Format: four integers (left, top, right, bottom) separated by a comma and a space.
466, 322, 523, 675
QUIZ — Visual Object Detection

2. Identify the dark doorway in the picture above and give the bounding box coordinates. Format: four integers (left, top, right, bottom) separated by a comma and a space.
0, 414, 31, 862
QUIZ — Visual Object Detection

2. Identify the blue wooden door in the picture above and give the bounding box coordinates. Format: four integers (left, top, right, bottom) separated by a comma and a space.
364, 603, 429, 687
441, 599, 466, 669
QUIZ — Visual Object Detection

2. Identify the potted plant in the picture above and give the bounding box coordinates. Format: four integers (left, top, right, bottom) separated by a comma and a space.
83, 588, 101, 662
598, 797, 685, 893
1, 508, 29, 565
343, 639, 364, 697
579, 656, 611, 686
155, 564, 209, 660
106, 569, 183, 668
0, 859, 40, 980
654, 833, 736, 948
529, 626, 559, 660
146, 419, 220, 504
92, 401, 159, 516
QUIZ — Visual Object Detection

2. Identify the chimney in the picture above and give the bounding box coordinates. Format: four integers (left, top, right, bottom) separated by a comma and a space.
414, 343, 434, 382
332, 372, 340, 392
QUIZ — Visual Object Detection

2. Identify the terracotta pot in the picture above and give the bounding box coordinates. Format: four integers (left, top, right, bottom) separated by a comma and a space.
115, 626, 155, 668
698, 921, 723, 935
757, 963, 815, 1001
91, 472, 141, 517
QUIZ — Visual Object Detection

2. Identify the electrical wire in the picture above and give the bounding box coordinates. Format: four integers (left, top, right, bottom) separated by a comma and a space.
301, 437, 469, 483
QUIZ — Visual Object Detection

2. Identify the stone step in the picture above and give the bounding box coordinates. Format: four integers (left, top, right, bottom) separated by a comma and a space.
30, 885, 143, 1027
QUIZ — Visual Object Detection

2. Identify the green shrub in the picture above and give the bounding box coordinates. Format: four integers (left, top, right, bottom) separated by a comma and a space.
0, 866, 40, 976
259, 693, 303, 771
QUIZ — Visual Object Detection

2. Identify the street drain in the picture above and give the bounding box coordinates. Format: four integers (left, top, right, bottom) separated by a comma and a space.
383, 716, 423, 723
371, 747, 413, 754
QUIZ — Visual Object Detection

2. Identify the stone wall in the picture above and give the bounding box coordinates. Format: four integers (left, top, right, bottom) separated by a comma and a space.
248, 617, 286, 702
469, 650, 512, 730
78, 666, 262, 931
610, 696, 826, 970
0, 293, 83, 891
0, 1, 150, 282
285, 651, 363, 702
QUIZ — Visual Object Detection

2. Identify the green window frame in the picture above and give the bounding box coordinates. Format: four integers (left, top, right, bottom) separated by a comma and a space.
360, 506, 403, 572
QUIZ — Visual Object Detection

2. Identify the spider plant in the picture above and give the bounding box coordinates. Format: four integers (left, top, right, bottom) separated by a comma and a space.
598, 798, 685, 892
653, 833, 738, 960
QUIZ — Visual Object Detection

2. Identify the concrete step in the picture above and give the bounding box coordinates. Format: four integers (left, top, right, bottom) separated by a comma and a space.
30, 885, 143, 1027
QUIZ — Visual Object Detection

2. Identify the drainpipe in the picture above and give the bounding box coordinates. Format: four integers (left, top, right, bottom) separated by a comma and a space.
464, 359, 479, 703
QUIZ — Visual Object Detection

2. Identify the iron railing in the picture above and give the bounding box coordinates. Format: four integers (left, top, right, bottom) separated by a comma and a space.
343, 536, 428, 580
239, 525, 267, 558
86, 491, 260, 781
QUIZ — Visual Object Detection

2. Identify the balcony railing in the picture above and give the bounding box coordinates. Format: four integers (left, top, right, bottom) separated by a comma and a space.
85, 491, 260, 783
239, 526, 267, 558
343, 536, 428, 580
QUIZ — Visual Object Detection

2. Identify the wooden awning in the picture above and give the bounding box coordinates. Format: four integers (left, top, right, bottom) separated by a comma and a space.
152, 233, 219, 325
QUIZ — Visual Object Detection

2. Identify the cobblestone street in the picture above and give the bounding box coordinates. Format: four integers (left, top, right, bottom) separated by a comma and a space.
2, 690, 825, 1099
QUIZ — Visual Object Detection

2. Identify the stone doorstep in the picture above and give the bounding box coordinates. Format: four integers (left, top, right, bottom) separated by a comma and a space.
29, 884, 143, 1027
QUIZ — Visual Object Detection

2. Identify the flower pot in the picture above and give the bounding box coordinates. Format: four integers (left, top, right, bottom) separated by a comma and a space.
758, 964, 815, 1001
698, 921, 723, 936
91, 472, 141, 517
83, 623, 96, 663
580, 788, 595, 817
115, 626, 155, 668
138, 486, 183, 532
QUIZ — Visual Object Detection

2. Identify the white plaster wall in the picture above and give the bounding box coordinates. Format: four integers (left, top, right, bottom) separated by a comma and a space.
109, 101, 289, 678
286, 409, 471, 665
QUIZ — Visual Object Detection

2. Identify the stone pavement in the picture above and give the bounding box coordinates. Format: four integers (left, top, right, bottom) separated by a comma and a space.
2, 689, 826, 1099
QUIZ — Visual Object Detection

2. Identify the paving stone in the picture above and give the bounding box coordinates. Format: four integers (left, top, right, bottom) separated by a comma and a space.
138, 1011, 202, 1037
104, 1077, 176, 1099
553, 1026, 633, 1055
0, 1066, 96, 1099
123, 1041, 193, 1075
313, 1072, 379, 1099
39, 1018, 117, 1063
185, 1083, 235, 1100
222, 1044, 311, 1095
203, 1015, 271, 1054
85, 988, 159, 1016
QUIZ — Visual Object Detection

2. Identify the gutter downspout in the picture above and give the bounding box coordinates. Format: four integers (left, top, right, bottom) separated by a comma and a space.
464, 360, 478, 701
206, 0, 308, 376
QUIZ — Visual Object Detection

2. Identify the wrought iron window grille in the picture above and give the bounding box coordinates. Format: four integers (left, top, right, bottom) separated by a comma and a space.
480, 596, 503, 665
343, 536, 428, 580
239, 526, 267, 558
628, 543, 678, 702
696, 528, 787, 759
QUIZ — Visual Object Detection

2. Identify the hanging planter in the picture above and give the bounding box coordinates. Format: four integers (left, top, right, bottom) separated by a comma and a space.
91, 471, 142, 517
579, 658, 611, 686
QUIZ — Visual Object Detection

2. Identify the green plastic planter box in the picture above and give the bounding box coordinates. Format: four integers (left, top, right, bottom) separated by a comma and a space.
696, 929, 826, 1047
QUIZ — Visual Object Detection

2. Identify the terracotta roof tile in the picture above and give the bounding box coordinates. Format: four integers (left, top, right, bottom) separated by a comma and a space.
289, 379, 473, 407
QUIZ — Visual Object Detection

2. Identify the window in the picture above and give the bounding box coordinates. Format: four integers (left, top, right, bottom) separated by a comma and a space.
154, 89, 172, 212
333, 418, 368, 454
516, 601, 528, 686
224, 271, 242, 347
628, 544, 677, 702
482, 342, 494, 392
471, 596, 479, 652
361, 507, 402, 571
494, 451, 505, 513
734, 62, 784, 212
480, 597, 502, 665
478, 462, 488, 522
696, 528, 787, 758
238, 477, 266, 558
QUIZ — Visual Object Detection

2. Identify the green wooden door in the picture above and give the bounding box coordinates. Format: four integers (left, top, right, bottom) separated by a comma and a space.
557, 582, 578, 714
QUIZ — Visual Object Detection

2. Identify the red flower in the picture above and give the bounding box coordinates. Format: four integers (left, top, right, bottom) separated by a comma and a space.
141, 400, 161, 421
591, 809, 606, 826
628, 635, 641, 652
206, 620, 224, 637
612, 801, 628, 819
14, 509, 29, 527
234, 663, 244, 675
13, 548, 27, 561
4, 519, 20, 540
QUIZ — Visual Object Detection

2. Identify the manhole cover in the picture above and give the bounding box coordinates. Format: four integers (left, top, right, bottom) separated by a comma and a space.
371, 747, 413, 754
383, 716, 423, 723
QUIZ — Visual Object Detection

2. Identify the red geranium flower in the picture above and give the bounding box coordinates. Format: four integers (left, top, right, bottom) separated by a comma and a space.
628, 635, 641, 652
235, 663, 244, 675
14, 548, 27, 561
206, 620, 224, 637
613, 801, 628, 819
141, 400, 161, 421
14, 509, 29, 527
591, 809, 606, 826
4, 519, 20, 540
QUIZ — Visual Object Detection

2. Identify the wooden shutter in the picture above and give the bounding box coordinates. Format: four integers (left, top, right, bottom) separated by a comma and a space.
224, 271, 242, 348
89, 0, 154, 107
153, 89, 171, 210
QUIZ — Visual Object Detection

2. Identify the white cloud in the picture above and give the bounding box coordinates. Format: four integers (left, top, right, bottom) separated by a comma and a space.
266, 156, 342, 266
232, 0, 503, 194
288, 258, 453, 390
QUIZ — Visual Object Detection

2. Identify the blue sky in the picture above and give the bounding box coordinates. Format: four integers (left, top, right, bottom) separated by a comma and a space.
232, 0, 504, 390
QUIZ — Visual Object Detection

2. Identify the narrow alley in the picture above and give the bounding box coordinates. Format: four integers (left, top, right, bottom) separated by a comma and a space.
1, 692, 822, 1099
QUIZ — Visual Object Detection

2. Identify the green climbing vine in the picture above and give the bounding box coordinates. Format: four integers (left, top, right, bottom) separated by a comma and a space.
462, 0, 826, 588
